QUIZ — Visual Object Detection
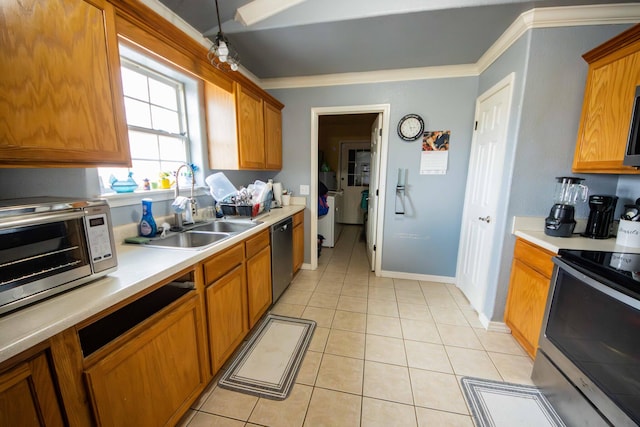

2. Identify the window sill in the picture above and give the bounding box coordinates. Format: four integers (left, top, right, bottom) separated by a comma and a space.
99, 187, 210, 208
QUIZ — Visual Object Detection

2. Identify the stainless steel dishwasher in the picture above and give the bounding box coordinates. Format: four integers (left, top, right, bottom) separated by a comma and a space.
271, 217, 293, 303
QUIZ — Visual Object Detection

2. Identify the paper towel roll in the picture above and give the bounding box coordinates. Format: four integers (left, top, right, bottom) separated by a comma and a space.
273, 182, 283, 206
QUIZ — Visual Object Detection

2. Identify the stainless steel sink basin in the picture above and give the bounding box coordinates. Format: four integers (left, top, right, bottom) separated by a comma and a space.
132, 219, 261, 250
143, 231, 231, 249
189, 220, 259, 233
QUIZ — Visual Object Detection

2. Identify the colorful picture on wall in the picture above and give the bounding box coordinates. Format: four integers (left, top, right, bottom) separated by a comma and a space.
420, 130, 450, 175
422, 130, 450, 151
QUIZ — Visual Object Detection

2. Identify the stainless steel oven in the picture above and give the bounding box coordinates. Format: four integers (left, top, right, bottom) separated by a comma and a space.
0, 198, 117, 315
533, 249, 640, 427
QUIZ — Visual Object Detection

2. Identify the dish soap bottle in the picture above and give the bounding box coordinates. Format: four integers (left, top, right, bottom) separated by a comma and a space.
139, 198, 157, 237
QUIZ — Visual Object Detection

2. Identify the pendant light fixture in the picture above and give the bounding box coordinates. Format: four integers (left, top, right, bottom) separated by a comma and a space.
207, 0, 239, 71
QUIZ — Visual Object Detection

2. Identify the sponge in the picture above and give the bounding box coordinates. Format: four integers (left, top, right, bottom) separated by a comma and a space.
124, 236, 151, 244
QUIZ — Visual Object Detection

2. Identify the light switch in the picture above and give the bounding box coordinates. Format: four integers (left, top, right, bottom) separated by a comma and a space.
300, 185, 310, 195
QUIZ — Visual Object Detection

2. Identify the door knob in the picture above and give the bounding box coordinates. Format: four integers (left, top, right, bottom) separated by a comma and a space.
478, 216, 491, 223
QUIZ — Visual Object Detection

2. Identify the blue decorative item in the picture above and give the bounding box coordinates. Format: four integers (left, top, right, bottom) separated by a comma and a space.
139, 198, 158, 237
110, 172, 138, 193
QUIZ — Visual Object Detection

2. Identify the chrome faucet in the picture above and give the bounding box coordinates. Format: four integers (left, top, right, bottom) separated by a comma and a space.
172, 164, 196, 231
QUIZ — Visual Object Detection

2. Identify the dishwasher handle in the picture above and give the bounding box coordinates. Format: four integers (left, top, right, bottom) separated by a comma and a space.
272, 218, 293, 233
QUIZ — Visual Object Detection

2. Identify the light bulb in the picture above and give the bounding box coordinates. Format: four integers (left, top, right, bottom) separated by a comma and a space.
230, 62, 239, 71
218, 40, 229, 56
218, 54, 227, 63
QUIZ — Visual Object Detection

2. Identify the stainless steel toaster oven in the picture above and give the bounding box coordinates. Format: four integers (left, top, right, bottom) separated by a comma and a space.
0, 197, 117, 315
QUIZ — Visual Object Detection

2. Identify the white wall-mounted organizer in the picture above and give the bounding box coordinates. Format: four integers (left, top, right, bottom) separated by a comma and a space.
396, 168, 406, 215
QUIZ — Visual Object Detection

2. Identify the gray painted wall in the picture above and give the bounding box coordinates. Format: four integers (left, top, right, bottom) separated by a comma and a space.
269, 77, 478, 277
482, 24, 632, 322
617, 175, 640, 207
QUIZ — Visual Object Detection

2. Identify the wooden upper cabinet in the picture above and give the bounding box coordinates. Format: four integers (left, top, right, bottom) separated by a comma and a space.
237, 84, 266, 169
205, 76, 240, 170
573, 24, 640, 174
264, 100, 283, 170
0, 0, 130, 167
205, 79, 283, 171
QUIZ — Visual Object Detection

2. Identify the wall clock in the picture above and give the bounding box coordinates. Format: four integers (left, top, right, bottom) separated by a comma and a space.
397, 114, 424, 142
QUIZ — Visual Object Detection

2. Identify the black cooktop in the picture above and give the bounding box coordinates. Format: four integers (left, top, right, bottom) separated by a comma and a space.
557, 249, 640, 299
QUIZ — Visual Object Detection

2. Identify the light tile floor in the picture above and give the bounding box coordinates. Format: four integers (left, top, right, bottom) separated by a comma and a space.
179, 225, 533, 427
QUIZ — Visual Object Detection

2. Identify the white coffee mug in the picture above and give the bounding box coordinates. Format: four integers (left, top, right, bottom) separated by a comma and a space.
281, 194, 291, 206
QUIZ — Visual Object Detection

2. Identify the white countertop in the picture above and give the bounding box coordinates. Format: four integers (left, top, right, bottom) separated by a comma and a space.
513, 216, 640, 254
0, 205, 304, 364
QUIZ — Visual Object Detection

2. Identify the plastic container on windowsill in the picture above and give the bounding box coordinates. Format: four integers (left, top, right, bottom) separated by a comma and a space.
110, 172, 138, 193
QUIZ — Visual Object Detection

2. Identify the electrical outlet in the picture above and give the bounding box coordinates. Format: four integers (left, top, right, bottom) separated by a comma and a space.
300, 185, 310, 195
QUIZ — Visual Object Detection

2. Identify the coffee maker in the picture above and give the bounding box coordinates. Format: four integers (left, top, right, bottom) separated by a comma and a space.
582, 195, 618, 239
544, 177, 588, 237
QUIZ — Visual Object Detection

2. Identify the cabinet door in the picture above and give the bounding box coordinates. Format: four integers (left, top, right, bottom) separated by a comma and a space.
84, 295, 206, 427
236, 85, 265, 169
504, 259, 551, 359
293, 223, 304, 273
264, 101, 282, 170
573, 36, 640, 173
0, 353, 64, 427
247, 245, 272, 328
0, 0, 129, 167
206, 265, 249, 373
205, 78, 239, 170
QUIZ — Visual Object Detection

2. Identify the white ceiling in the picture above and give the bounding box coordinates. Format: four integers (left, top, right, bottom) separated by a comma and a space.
155, 0, 639, 79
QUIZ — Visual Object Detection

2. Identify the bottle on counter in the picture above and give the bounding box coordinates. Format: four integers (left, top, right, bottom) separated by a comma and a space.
139, 198, 158, 237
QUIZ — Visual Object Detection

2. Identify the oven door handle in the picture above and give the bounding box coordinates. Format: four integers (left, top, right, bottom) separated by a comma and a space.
0, 210, 85, 230
554, 257, 640, 310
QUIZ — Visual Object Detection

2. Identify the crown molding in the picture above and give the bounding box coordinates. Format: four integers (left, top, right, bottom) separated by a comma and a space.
260, 64, 479, 90
476, 3, 640, 73
263, 3, 640, 89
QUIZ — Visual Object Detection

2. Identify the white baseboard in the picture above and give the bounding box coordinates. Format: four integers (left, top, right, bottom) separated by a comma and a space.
378, 270, 456, 284
300, 262, 313, 270
478, 313, 512, 333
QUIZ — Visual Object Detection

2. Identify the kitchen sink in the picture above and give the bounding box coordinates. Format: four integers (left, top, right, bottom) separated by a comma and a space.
143, 231, 231, 249
136, 219, 261, 250
189, 220, 259, 233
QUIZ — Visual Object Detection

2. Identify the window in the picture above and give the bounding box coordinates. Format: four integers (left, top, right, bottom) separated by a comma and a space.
347, 148, 370, 186
99, 59, 191, 192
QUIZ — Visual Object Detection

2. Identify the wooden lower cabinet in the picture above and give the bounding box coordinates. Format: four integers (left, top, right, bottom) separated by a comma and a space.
504, 238, 555, 359
293, 211, 304, 273
206, 265, 248, 373
0, 352, 64, 427
84, 293, 206, 427
245, 229, 272, 328
247, 245, 272, 328
203, 243, 249, 373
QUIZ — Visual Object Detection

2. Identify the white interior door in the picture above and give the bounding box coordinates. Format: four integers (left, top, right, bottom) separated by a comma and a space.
457, 74, 514, 315
367, 114, 382, 270
339, 142, 370, 224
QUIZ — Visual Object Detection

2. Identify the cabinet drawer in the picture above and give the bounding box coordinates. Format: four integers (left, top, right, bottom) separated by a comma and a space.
204, 244, 244, 285
293, 211, 303, 227
513, 238, 555, 278
245, 229, 270, 259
